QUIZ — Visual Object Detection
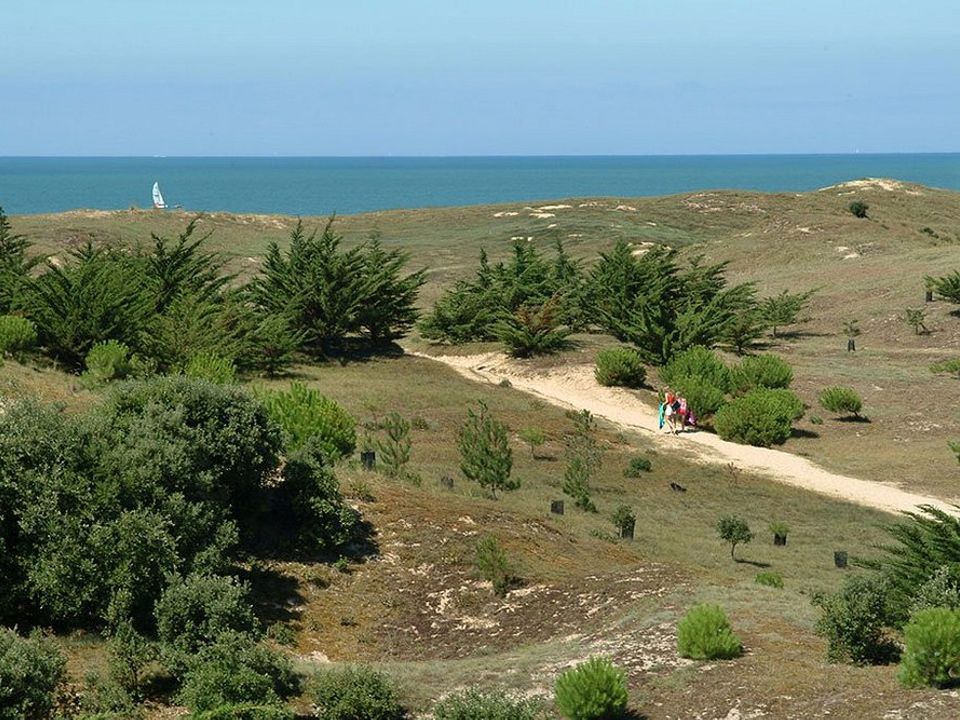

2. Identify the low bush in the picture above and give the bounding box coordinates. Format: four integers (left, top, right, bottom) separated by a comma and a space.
177, 632, 300, 714
553, 656, 629, 720
731, 354, 793, 393
0, 627, 66, 720
813, 575, 898, 665
660, 346, 732, 394
676, 604, 742, 660
0, 315, 37, 358
930, 358, 960, 379
849, 200, 869, 218
260, 382, 357, 458
83, 340, 137, 385
595, 347, 646, 388
311, 665, 406, 720
714, 388, 804, 447
184, 352, 237, 384
911, 565, 960, 615
898, 607, 960, 688
755, 571, 784, 589
191, 705, 294, 720
155, 574, 260, 675
623, 455, 652, 477
611, 505, 636, 538
819, 386, 863, 418
669, 374, 728, 418
431, 687, 543, 720
476, 535, 516, 598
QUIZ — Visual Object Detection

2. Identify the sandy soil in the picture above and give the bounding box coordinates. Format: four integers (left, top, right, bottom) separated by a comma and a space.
418, 351, 958, 517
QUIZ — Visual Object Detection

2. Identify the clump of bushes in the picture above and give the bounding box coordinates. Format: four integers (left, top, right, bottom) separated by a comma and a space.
311, 665, 407, 720
731, 354, 793, 393
714, 388, 804, 447
83, 339, 139, 385
660, 346, 731, 394
192, 705, 293, 720
0, 627, 66, 720
677, 604, 742, 660
0, 314, 37, 358
432, 687, 542, 720
261, 382, 357, 457
898, 607, 960, 688
812, 575, 898, 665
755, 571, 784, 589
623, 455, 652, 477
819, 386, 863, 419
553, 656, 629, 720
595, 347, 646, 388
184, 352, 237, 384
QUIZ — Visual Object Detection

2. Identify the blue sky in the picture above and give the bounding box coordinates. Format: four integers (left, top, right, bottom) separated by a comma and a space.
1, 0, 957, 155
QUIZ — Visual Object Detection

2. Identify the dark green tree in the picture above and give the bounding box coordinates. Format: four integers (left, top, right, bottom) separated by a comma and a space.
758, 289, 815, 338
457, 401, 516, 498
0, 206, 41, 313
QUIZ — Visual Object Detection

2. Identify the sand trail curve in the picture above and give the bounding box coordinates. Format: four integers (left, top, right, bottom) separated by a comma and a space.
417, 351, 957, 517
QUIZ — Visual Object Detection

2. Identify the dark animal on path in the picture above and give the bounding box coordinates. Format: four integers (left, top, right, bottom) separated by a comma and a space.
670, 482, 687, 493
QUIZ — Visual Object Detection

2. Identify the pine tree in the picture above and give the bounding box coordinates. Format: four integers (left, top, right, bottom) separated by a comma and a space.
0, 206, 40, 312
457, 402, 516, 498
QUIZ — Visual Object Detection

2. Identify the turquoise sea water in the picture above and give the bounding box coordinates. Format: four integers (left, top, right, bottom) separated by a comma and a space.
0, 155, 957, 216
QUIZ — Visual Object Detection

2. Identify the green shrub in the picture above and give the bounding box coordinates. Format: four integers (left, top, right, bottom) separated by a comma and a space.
676, 604, 742, 660
518, 426, 546, 458
731, 354, 793, 393
177, 632, 299, 714
553, 656, 628, 720
755, 571, 784, 589
155, 574, 260, 675
476, 535, 516, 598
911, 565, 960, 615
898, 607, 960, 688
0, 627, 66, 720
191, 705, 294, 720
458, 401, 516, 498
261, 382, 356, 458
83, 340, 136, 384
311, 665, 406, 720
661, 346, 731, 392
431, 687, 542, 720
495, 296, 571, 357
668, 374, 728, 418
930, 358, 960, 379
819, 386, 863, 418
595, 347, 647, 388
0, 315, 37, 358
714, 388, 804, 447
611, 505, 636, 539
374, 413, 412, 480
622, 455, 652, 477
849, 200, 869, 218
813, 575, 897, 665
278, 438, 360, 551
184, 352, 237, 384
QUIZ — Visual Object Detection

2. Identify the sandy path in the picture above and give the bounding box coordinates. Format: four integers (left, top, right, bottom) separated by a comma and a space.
417, 351, 957, 517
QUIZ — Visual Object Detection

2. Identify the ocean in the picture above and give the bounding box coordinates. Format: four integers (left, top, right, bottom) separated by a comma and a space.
0, 154, 958, 216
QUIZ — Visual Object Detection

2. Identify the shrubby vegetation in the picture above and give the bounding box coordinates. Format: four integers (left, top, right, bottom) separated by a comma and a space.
0, 627, 66, 720
553, 657, 629, 720
0, 314, 37, 359
714, 388, 804, 446
819, 386, 863, 418
312, 665, 407, 720
677, 604, 742, 660
432, 687, 542, 720
562, 410, 602, 512
716, 516, 753, 560
260, 382, 357, 457
926, 269, 960, 306
458, 401, 516, 498
730, 354, 793, 393
813, 575, 897, 665
594, 346, 646, 388
755, 571, 784, 589
898, 608, 960, 688
476, 535, 517, 597
623, 455, 652, 477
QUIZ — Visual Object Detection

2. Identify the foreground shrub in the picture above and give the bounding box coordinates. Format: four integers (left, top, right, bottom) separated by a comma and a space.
177, 632, 299, 714
432, 687, 542, 720
622, 455, 652, 477
898, 607, 960, 688
595, 347, 646, 388
261, 382, 356, 458
731, 354, 793, 393
677, 604, 742, 660
669, 374, 727, 418
476, 535, 516, 597
191, 705, 293, 720
714, 388, 803, 447
553, 656, 628, 720
0, 315, 37, 358
184, 352, 237, 384
819, 386, 863, 418
911, 565, 960, 615
312, 665, 406, 720
278, 438, 360, 551
813, 575, 897, 665
0, 627, 66, 720
155, 574, 260, 675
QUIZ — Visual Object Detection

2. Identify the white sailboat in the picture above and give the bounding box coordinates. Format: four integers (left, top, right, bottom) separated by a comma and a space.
152, 181, 168, 209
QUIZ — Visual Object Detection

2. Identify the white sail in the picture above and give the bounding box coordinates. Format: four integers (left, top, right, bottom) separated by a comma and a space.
152, 181, 167, 209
